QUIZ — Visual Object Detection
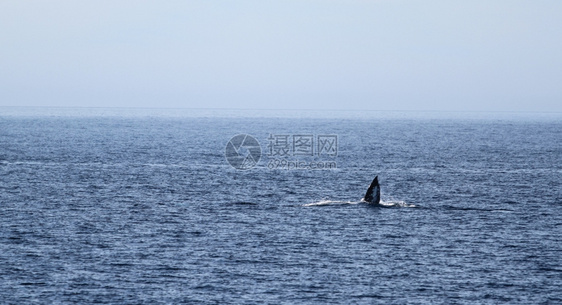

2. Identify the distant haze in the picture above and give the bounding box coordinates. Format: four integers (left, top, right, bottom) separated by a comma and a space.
1, 1, 561, 112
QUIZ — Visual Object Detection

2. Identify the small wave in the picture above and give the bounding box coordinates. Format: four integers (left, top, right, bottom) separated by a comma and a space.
442, 205, 513, 212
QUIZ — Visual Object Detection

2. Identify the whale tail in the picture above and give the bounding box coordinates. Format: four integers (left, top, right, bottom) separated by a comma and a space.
363, 176, 380, 204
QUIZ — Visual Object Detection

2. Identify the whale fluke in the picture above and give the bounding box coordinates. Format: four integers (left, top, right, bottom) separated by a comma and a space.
363, 176, 380, 204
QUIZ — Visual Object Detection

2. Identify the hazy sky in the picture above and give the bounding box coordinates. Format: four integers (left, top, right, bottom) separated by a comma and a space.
1, 1, 561, 112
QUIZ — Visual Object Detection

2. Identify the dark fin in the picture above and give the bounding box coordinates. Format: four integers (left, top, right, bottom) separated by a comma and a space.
363, 176, 380, 204
230, 201, 258, 205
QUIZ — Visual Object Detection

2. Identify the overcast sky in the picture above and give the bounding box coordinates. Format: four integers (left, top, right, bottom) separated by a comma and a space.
1, 1, 561, 112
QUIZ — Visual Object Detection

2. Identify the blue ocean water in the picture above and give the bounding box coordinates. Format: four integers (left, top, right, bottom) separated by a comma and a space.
1, 109, 561, 304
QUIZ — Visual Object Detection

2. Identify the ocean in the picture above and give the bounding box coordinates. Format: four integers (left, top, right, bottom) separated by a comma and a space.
1, 108, 561, 304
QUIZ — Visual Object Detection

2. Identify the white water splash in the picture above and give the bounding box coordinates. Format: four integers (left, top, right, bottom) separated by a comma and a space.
378, 200, 416, 208
303, 199, 415, 208
303, 200, 358, 207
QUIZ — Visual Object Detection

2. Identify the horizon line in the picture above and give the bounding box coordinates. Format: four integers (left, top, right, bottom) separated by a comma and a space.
1, 105, 560, 115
